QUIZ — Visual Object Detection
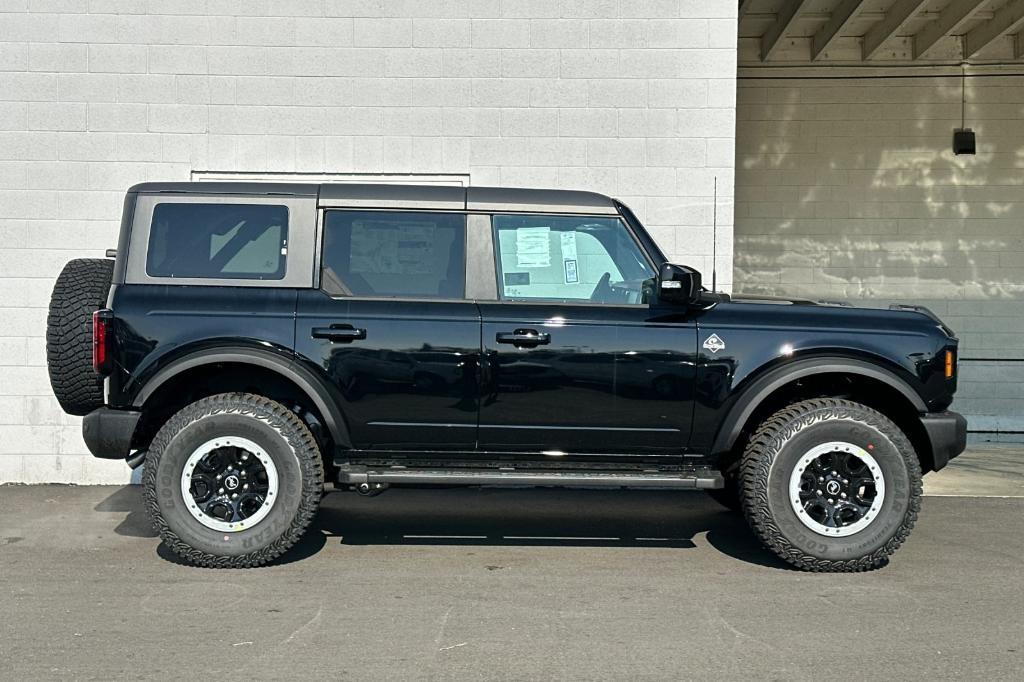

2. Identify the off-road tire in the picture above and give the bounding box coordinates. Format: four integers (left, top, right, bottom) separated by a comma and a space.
143, 393, 324, 568
706, 474, 742, 513
739, 398, 922, 572
45, 258, 114, 416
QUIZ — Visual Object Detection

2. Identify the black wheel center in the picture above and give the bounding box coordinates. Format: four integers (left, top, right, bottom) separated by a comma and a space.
797, 449, 881, 529
188, 445, 271, 526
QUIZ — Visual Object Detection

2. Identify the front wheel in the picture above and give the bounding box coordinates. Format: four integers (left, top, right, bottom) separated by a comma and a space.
143, 393, 324, 568
740, 398, 922, 572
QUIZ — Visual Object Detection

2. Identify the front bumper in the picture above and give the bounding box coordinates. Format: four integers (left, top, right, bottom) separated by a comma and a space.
82, 407, 141, 460
921, 410, 968, 471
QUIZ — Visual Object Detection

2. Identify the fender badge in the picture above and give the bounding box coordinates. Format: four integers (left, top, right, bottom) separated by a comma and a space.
703, 334, 726, 354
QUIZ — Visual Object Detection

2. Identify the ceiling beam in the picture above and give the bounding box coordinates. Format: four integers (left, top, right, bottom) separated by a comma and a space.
862, 0, 929, 60
964, 0, 1024, 57
811, 0, 864, 60
761, 0, 811, 61
913, 0, 991, 59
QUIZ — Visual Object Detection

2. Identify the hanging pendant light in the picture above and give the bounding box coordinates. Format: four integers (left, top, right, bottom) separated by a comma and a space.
953, 53, 976, 156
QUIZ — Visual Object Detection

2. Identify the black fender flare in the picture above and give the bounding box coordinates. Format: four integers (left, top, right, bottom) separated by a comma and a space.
710, 357, 927, 456
132, 347, 352, 449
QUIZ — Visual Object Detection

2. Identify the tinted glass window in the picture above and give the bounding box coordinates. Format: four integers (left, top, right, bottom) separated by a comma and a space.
322, 211, 466, 299
493, 214, 655, 304
146, 203, 288, 279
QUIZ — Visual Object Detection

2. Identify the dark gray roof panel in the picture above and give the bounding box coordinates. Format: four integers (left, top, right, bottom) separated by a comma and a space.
128, 182, 319, 196
318, 183, 465, 210
467, 186, 617, 215
126, 182, 620, 215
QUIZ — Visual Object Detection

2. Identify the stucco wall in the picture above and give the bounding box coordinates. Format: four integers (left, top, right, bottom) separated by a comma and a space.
0, 1, 738, 483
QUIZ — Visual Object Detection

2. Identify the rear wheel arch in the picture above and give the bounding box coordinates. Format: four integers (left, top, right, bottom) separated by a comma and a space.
712, 358, 933, 473
131, 348, 351, 459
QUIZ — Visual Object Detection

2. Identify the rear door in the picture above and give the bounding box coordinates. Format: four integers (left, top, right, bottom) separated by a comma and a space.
295, 209, 480, 452
477, 213, 698, 457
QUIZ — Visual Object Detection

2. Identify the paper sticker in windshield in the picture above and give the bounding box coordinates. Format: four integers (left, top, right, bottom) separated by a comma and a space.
564, 259, 578, 284
560, 231, 578, 260
515, 226, 551, 268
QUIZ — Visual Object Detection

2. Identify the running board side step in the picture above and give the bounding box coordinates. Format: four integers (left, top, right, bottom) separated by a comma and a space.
338, 467, 724, 490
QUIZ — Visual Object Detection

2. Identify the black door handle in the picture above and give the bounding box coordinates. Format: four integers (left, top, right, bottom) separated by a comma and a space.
312, 325, 366, 343
496, 329, 551, 347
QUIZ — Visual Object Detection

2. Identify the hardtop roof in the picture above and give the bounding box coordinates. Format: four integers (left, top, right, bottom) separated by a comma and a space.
127, 182, 620, 215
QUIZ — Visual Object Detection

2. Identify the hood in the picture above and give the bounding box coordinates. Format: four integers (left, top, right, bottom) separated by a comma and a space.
713, 292, 956, 338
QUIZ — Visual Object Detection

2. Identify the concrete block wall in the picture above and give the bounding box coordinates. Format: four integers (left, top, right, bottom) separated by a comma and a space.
734, 73, 1024, 438
0, 1, 738, 484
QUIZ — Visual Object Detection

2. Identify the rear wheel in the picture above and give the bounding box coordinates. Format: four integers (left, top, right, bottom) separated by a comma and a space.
143, 393, 324, 568
739, 398, 922, 572
45, 258, 114, 415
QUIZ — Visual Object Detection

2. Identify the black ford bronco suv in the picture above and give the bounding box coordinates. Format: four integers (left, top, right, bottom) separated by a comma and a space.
46, 182, 966, 571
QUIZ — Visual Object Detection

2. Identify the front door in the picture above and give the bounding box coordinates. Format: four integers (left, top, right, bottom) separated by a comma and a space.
295, 209, 480, 451
478, 213, 698, 457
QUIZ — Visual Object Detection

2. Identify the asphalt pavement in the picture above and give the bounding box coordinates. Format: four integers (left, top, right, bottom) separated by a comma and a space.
1, 445, 1022, 680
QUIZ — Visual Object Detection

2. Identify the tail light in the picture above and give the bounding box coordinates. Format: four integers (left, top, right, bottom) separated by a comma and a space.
944, 350, 955, 379
93, 309, 114, 375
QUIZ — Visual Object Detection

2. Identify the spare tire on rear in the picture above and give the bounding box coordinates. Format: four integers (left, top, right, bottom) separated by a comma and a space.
46, 258, 115, 416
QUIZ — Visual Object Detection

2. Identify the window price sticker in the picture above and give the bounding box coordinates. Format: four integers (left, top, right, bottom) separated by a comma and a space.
515, 226, 551, 268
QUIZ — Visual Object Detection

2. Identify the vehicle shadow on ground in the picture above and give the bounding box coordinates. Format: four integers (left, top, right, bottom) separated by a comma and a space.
308, 487, 788, 569
98, 486, 789, 570
94, 484, 159, 538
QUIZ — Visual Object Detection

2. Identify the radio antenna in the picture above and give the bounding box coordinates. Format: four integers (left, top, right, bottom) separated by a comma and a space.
712, 175, 718, 293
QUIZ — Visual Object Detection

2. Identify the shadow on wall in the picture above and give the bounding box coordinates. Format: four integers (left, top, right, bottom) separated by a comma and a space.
732, 74, 1024, 433
735, 75, 1024, 307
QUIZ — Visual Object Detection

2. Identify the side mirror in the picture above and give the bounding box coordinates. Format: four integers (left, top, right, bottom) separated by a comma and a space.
658, 263, 702, 306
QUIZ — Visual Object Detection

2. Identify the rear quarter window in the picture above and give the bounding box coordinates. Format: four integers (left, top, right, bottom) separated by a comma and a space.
146, 203, 288, 280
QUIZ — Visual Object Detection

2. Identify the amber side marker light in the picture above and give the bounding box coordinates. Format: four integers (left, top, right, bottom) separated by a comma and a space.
945, 350, 955, 379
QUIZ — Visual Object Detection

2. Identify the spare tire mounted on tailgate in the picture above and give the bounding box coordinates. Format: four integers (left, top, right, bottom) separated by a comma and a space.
46, 258, 114, 416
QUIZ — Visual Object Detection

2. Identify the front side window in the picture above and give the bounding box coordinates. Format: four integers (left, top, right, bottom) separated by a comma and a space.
146, 203, 288, 279
321, 211, 467, 299
493, 214, 655, 304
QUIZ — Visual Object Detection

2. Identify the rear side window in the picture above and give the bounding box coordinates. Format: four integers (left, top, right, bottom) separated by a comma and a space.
146, 203, 288, 280
321, 211, 466, 299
